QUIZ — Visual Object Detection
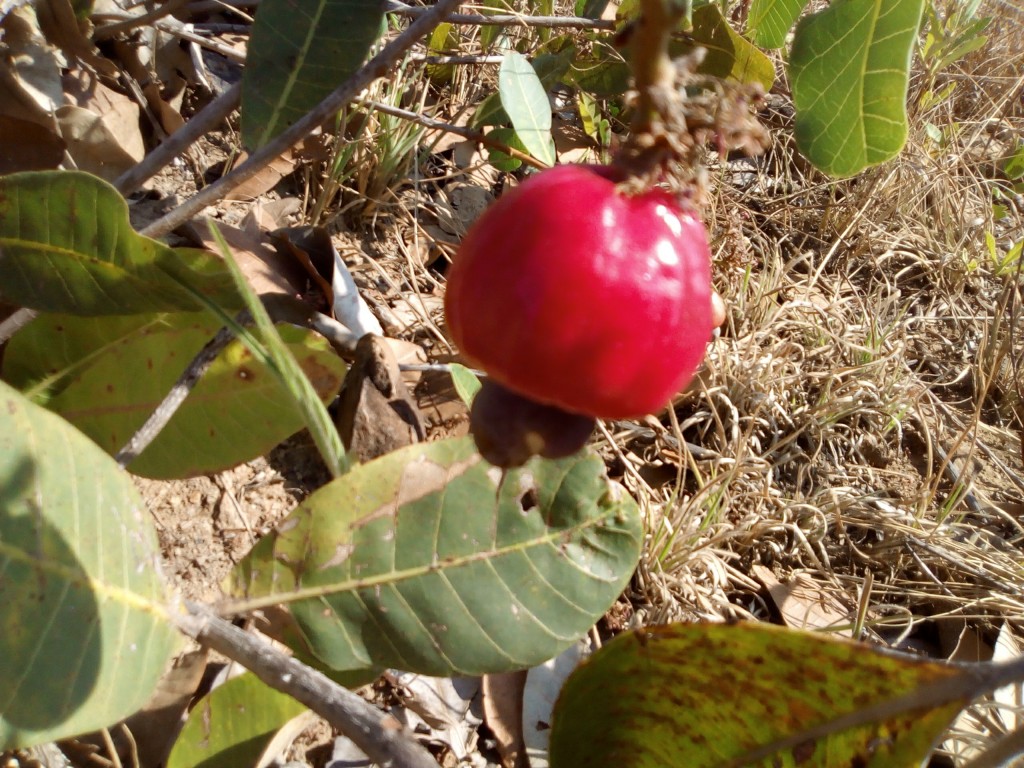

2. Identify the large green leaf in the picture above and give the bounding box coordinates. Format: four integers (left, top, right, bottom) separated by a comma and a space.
0, 171, 239, 315
166, 674, 308, 768
229, 438, 642, 676
2, 312, 346, 479
569, 42, 630, 99
240, 0, 385, 149
789, 0, 925, 177
685, 4, 775, 90
474, 48, 575, 128
499, 51, 556, 166
549, 623, 966, 768
746, 0, 808, 48
0, 380, 179, 749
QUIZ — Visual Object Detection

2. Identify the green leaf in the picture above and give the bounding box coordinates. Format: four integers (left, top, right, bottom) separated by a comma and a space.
240, 0, 385, 149
472, 92, 510, 128
933, 30, 988, 72
789, 0, 926, 177
0, 380, 178, 749
479, 0, 508, 51
427, 22, 460, 83
686, 4, 775, 90
499, 51, 556, 166
1000, 142, 1024, 180
229, 437, 642, 676
166, 674, 308, 768
2, 312, 346, 479
0, 171, 239, 315
205, 222, 349, 479
486, 127, 527, 171
549, 623, 967, 768
449, 363, 482, 407
569, 44, 630, 98
745, 0, 807, 48
475, 49, 574, 128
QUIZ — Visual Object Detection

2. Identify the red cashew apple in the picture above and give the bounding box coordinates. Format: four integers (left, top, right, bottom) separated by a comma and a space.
444, 164, 715, 465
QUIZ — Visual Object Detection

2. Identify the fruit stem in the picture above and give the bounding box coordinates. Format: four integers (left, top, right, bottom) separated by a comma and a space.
629, 0, 687, 135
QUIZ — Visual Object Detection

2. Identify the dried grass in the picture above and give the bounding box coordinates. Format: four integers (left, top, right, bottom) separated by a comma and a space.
602, 3, 1024, 759
339, 3, 1022, 759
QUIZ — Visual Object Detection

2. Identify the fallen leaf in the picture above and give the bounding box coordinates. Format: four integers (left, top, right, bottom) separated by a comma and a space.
225, 149, 296, 200
752, 564, 852, 636
482, 671, 528, 768
523, 640, 590, 768
36, 0, 117, 76
58, 69, 144, 181
0, 6, 64, 127
190, 218, 308, 299
389, 673, 482, 761
0, 114, 65, 173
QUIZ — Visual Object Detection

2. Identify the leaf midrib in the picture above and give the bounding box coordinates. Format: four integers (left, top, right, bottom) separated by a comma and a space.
224, 509, 630, 614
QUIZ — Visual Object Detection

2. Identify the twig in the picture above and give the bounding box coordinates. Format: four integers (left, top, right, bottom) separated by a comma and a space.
115, 83, 242, 195
175, 602, 438, 768
0, 307, 38, 345
310, 311, 359, 355
92, 0, 192, 40
184, 0, 614, 28
409, 52, 505, 64
385, 0, 615, 29
365, 99, 547, 169
140, 0, 466, 240
155, 19, 247, 62
114, 317, 244, 467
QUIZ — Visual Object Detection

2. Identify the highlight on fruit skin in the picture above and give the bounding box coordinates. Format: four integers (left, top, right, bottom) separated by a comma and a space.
444, 163, 715, 426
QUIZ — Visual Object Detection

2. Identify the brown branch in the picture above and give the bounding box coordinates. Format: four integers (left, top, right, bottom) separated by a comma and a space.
176, 602, 438, 768
114, 316, 246, 467
0, 307, 38, 345
115, 83, 242, 196
140, 0, 466, 240
184, 0, 614, 29
386, 1, 614, 29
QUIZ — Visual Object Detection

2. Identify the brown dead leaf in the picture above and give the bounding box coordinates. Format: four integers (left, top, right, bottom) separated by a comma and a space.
57, 104, 141, 180
35, 0, 118, 76
143, 80, 185, 135
752, 565, 852, 636
58, 69, 144, 181
189, 218, 308, 299
246, 197, 302, 232
225, 149, 296, 200
482, 672, 528, 768
0, 6, 64, 127
0, 114, 65, 173
385, 336, 428, 392
269, 226, 336, 308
